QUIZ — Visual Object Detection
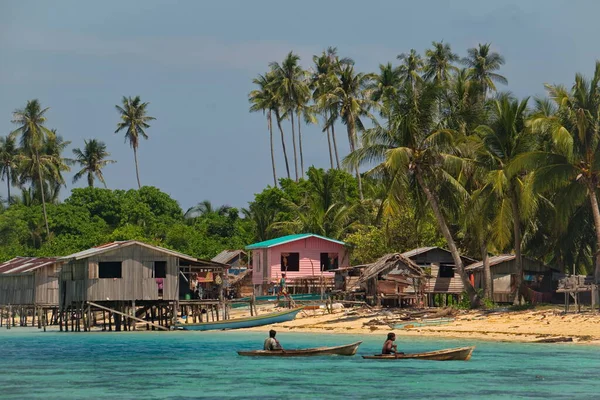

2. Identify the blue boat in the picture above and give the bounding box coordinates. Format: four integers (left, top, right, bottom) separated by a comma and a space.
174, 307, 304, 331
231, 293, 324, 308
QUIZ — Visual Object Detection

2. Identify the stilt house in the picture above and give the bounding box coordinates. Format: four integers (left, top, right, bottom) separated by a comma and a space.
246, 233, 349, 295
465, 255, 558, 303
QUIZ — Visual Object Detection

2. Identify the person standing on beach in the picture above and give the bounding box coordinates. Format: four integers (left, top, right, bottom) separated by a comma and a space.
264, 329, 283, 351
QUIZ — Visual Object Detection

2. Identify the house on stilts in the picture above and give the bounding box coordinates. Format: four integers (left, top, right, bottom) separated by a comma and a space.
58, 240, 227, 331
0, 257, 64, 328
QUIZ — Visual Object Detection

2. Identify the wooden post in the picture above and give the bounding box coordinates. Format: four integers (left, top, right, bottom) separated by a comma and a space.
131, 300, 136, 331
6, 305, 11, 329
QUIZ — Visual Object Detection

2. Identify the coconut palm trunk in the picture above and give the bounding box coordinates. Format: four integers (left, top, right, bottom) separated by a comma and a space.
347, 117, 363, 200
480, 241, 492, 299
133, 145, 142, 189
268, 111, 277, 187
415, 169, 479, 307
297, 112, 304, 179
326, 125, 334, 170
35, 150, 50, 236
290, 112, 299, 181
587, 183, 600, 283
331, 121, 341, 169
5, 170, 11, 204
274, 109, 291, 179
510, 187, 524, 305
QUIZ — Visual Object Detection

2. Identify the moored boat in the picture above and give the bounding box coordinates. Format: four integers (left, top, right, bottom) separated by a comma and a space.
174, 307, 303, 331
237, 341, 362, 357
362, 346, 475, 361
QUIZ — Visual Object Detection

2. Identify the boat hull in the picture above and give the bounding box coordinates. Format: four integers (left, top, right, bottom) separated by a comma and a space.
175, 307, 303, 331
237, 341, 362, 357
232, 293, 324, 308
362, 346, 475, 361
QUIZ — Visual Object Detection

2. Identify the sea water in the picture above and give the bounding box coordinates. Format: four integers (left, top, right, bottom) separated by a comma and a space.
0, 328, 598, 399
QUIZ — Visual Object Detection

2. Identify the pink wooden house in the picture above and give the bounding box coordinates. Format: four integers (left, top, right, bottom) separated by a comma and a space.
246, 233, 349, 293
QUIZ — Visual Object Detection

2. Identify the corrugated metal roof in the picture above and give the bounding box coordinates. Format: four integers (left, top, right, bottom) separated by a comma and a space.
465, 255, 516, 271
60, 241, 200, 263
245, 233, 345, 250
401, 247, 437, 258
212, 249, 246, 264
0, 257, 60, 274
401, 246, 478, 264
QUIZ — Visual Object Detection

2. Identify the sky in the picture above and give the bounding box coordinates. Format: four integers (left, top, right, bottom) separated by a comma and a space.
1, 0, 599, 211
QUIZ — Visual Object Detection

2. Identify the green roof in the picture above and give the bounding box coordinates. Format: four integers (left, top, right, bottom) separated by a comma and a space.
245, 233, 345, 250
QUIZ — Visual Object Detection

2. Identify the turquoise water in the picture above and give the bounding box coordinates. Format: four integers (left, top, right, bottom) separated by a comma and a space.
0, 328, 599, 399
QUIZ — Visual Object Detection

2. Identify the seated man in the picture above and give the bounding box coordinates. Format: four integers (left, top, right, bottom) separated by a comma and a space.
382, 332, 402, 355
264, 329, 283, 351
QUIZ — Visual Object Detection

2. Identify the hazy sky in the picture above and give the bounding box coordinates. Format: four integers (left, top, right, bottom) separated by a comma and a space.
1, 0, 599, 210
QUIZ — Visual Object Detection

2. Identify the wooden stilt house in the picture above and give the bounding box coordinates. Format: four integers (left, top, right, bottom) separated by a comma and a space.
354, 253, 426, 307
58, 240, 227, 331
0, 257, 63, 327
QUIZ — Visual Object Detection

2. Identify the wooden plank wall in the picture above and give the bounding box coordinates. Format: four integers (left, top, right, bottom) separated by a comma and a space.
425, 264, 464, 294
0, 274, 35, 305
34, 264, 60, 305
60, 244, 179, 303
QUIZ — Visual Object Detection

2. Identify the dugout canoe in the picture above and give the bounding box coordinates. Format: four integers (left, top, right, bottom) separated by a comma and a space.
362, 346, 474, 361
174, 307, 303, 331
237, 341, 362, 357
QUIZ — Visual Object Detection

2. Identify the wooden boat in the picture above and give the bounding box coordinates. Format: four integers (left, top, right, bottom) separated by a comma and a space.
237, 341, 362, 357
362, 346, 475, 361
174, 307, 303, 331
232, 293, 323, 308
394, 317, 455, 329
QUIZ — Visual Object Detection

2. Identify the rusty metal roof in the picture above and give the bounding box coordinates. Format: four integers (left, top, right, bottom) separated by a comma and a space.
0, 257, 60, 274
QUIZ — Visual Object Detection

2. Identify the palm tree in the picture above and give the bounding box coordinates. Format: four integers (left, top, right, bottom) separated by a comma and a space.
397, 49, 424, 90
0, 136, 19, 204
72, 139, 116, 188
462, 43, 507, 98
10, 99, 53, 235
184, 200, 232, 219
423, 41, 459, 84
321, 64, 374, 200
369, 62, 402, 129
269, 52, 309, 181
346, 80, 480, 307
475, 93, 536, 304
43, 131, 72, 192
311, 47, 351, 170
249, 73, 282, 185
526, 62, 600, 283
115, 96, 156, 189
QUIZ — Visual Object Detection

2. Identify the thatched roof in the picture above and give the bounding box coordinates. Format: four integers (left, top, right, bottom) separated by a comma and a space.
355, 253, 425, 288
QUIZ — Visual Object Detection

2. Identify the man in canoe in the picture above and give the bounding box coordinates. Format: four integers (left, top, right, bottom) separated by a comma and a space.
264, 329, 283, 351
382, 332, 403, 355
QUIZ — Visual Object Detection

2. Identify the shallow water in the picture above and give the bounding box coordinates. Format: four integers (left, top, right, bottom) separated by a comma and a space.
0, 328, 598, 399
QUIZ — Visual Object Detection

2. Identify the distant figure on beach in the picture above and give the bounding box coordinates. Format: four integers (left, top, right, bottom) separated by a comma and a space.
264, 329, 283, 351
382, 332, 402, 355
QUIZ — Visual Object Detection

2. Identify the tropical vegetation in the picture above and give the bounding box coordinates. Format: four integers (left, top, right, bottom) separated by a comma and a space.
1, 43, 600, 308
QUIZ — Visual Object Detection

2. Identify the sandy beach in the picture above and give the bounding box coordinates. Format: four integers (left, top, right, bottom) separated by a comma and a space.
236, 304, 600, 345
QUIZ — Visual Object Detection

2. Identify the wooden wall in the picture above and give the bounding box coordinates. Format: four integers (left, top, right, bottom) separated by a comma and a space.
266, 237, 347, 281
60, 244, 179, 304
0, 263, 61, 305
0, 274, 34, 305
424, 264, 465, 294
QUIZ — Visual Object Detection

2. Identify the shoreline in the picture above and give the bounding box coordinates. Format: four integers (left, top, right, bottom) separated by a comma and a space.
237, 306, 600, 345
